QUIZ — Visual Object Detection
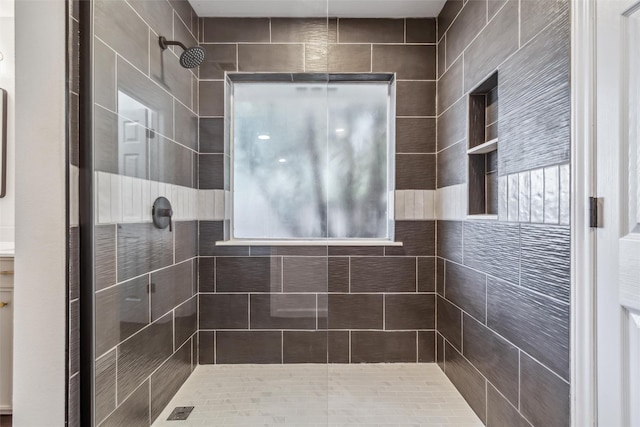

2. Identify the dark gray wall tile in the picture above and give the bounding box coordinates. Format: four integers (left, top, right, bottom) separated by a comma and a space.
198, 154, 224, 190
95, 224, 116, 291
238, 44, 305, 72
328, 294, 383, 330
445, 0, 487, 67
69, 227, 79, 300
117, 57, 174, 138
199, 294, 248, 329
95, 0, 148, 72
305, 44, 372, 73
198, 331, 214, 364
198, 257, 215, 293
487, 277, 570, 380
199, 81, 224, 117
94, 38, 116, 111
339, 19, 404, 43
438, 37, 446, 78
406, 18, 436, 43
498, 14, 570, 175
396, 118, 436, 153
175, 297, 197, 348
283, 257, 327, 292
250, 246, 328, 256
397, 81, 436, 116
150, 137, 194, 188
396, 154, 436, 190
100, 379, 149, 427
328, 257, 349, 293
463, 315, 519, 405
283, 331, 328, 363
437, 257, 445, 297
95, 349, 117, 425
96, 275, 149, 357
216, 331, 282, 364
328, 331, 350, 363
418, 331, 436, 362
128, 0, 173, 37
520, 225, 571, 303
437, 97, 466, 151
520, 353, 570, 427
149, 260, 194, 321
438, 0, 464, 39
328, 246, 384, 256
216, 257, 281, 292
170, 0, 196, 38
437, 333, 445, 370
175, 221, 198, 263
351, 332, 416, 363
438, 56, 463, 114
385, 294, 435, 330
272, 18, 334, 43
117, 313, 173, 402
437, 140, 466, 187
250, 294, 317, 330
150, 341, 191, 423
203, 18, 270, 43
418, 257, 435, 292
444, 342, 487, 423
521, 0, 569, 46
372, 45, 436, 80
437, 221, 462, 264
199, 118, 224, 153
69, 300, 79, 375
445, 262, 486, 322
350, 257, 416, 292
488, 0, 508, 20
199, 221, 250, 256
487, 383, 532, 427
463, 221, 520, 285
464, 0, 518, 92
200, 44, 237, 80
174, 101, 198, 151
387, 221, 435, 256
437, 296, 461, 350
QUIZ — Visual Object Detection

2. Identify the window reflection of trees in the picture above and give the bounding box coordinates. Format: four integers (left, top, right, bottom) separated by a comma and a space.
233, 83, 389, 239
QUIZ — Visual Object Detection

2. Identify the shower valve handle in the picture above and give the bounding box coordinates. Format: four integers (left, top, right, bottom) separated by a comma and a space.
152, 197, 174, 232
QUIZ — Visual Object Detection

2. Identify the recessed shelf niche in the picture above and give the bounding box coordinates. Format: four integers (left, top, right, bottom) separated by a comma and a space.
468, 72, 498, 216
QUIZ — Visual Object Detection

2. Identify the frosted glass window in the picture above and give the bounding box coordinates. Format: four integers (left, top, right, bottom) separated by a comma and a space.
232, 80, 393, 240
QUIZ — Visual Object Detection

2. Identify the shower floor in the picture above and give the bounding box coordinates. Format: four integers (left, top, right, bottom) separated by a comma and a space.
152, 364, 483, 427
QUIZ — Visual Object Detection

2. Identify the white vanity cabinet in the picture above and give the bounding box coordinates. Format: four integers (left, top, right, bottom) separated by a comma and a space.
0, 256, 13, 414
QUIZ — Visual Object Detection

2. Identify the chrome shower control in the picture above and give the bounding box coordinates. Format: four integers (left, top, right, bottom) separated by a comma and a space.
152, 197, 173, 232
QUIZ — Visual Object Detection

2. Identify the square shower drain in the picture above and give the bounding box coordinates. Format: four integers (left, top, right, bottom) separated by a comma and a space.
167, 406, 194, 421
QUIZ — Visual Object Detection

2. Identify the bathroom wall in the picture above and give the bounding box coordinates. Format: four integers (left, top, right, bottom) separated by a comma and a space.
0, 0, 14, 242
436, 1, 571, 426
91, 0, 201, 425
197, 18, 438, 364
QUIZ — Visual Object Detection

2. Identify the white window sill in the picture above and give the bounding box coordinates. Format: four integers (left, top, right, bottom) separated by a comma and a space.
216, 239, 404, 247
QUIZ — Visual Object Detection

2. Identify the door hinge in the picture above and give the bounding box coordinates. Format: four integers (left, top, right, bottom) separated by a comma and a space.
589, 197, 603, 228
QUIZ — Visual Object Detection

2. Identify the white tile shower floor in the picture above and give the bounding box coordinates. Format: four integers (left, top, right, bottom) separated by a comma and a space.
152, 364, 483, 427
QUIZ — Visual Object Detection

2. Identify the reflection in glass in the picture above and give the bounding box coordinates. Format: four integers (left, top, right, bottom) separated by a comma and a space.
233, 82, 391, 240
117, 91, 154, 178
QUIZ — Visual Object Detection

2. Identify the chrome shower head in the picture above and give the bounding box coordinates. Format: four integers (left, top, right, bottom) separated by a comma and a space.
158, 36, 206, 69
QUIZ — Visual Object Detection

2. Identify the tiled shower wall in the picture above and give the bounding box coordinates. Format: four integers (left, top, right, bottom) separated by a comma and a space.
436, 1, 571, 426
197, 18, 439, 364
91, 0, 201, 425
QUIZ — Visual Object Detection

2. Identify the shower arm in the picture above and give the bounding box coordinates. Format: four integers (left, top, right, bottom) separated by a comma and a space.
159, 36, 187, 51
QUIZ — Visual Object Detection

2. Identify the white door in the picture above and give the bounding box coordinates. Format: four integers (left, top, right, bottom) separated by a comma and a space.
596, 1, 640, 425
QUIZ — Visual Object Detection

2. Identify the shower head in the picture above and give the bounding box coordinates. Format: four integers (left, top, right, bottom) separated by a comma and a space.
158, 36, 205, 69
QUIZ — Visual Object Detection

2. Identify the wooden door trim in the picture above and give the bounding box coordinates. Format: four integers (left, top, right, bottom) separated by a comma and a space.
571, 0, 597, 425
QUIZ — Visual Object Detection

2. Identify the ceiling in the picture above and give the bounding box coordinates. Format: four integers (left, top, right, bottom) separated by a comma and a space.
188, 0, 447, 18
